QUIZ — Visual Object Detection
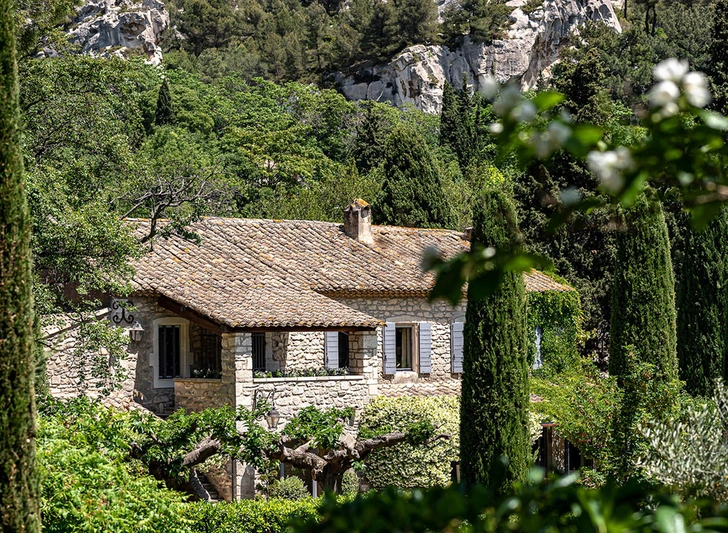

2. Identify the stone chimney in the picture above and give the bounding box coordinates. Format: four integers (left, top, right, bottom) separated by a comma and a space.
344, 199, 373, 245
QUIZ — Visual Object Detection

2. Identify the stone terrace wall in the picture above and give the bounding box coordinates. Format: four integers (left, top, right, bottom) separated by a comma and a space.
248, 376, 370, 424
334, 297, 466, 397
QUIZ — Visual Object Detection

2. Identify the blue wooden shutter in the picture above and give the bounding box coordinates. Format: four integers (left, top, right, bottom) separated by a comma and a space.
451, 322, 464, 373
418, 322, 432, 374
383, 323, 396, 375
325, 331, 339, 369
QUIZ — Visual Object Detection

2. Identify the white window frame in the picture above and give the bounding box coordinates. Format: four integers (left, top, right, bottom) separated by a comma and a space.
152, 317, 190, 388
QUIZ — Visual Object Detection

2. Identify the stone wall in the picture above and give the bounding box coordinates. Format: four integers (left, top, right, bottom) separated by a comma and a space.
334, 297, 466, 397
174, 378, 234, 412
44, 309, 137, 411
271, 331, 326, 371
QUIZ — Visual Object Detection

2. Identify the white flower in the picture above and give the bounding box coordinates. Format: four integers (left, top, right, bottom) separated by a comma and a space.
479, 76, 500, 100
654, 58, 689, 83
493, 84, 522, 116
586, 147, 633, 194
531, 131, 551, 159
510, 101, 537, 122
682, 71, 711, 108
560, 187, 582, 206
649, 80, 680, 108
546, 121, 571, 146
489, 122, 504, 134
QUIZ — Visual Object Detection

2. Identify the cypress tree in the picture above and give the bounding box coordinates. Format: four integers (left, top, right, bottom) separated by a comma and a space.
0, 0, 40, 529
440, 81, 473, 168
377, 124, 454, 228
155, 78, 176, 126
460, 189, 530, 490
707, 0, 728, 114
676, 207, 728, 397
609, 194, 678, 382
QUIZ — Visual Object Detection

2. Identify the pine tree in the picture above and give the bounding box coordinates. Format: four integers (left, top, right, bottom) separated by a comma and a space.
609, 194, 678, 382
460, 189, 530, 490
377, 125, 454, 228
0, 0, 40, 528
677, 207, 728, 397
395, 0, 439, 48
155, 78, 176, 126
707, 0, 728, 114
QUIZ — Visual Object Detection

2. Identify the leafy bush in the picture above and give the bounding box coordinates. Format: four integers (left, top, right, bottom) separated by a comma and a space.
268, 477, 310, 500
638, 381, 728, 501
358, 396, 460, 489
183, 498, 320, 533
341, 470, 359, 496
38, 398, 191, 533
290, 468, 727, 533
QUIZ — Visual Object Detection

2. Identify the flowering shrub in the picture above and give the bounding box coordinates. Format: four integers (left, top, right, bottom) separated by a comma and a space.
253, 368, 350, 379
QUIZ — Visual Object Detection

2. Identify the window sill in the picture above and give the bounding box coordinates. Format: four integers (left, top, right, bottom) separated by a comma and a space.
174, 377, 222, 383
253, 375, 364, 384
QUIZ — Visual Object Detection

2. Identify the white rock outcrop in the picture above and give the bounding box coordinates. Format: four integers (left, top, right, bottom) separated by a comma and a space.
336, 0, 621, 113
67, 0, 169, 66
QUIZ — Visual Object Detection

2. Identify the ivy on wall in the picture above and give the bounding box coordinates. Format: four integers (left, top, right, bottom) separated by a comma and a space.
527, 281, 583, 376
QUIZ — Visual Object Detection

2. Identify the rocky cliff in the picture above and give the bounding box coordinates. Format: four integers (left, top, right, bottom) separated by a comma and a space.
336, 0, 621, 113
67, 0, 169, 65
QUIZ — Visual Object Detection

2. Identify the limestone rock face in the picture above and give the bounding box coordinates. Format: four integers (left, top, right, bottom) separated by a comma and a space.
67, 0, 169, 66
336, 0, 621, 113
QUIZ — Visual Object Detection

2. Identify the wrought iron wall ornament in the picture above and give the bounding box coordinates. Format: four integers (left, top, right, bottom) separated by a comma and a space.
111, 299, 135, 325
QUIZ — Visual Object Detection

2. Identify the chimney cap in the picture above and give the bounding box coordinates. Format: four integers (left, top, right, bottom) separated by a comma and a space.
345, 198, 370, 212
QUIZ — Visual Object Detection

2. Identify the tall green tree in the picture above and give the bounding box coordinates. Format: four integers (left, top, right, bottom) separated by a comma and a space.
609, 194, 678, 382
676, 207, 728, 397
460, 189, 530, 490
0, 0, 40, 528
707, 0, 728, 114
609, 194, 679, 476
395, 0, 439, 47
377, 124, 454, 228
440, 81, 473, 168
155, 78, 176, 126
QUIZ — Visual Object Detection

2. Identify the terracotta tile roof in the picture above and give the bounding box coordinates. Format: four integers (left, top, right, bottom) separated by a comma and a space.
130, 217, 571, 329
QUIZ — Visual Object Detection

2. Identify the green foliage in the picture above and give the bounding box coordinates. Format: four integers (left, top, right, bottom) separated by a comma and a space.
341, 470, 359, 496
461, 189, 530, 490
440, 81, 474, 169
609, 195, 678, 383
291, 471, 728, 533
38, 398, 191, 533
442, 0, 511, 45
0, 0, 40, 528
268, 477, 310, 500
358, 396, 460, 490
676, 205, 728, 397
183, 498, 321, 533
281, 406, 353, 450
707, 0, 728, 114
376, 124, 455, 228
527, 284, 583, 375
532, 363, 622, 477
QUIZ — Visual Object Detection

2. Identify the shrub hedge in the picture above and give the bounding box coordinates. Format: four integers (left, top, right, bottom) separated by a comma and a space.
358, 396, 460, 489
183, 498, 320, 533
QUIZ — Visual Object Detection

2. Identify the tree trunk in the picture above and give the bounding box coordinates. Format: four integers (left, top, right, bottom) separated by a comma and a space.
0, 0, 41, 529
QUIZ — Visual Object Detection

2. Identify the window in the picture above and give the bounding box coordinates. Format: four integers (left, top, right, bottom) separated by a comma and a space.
152, 317, 189, 388
252, 332, 266, 372
194, 328, 221, 376
338, 332, 349, 368
159, 325, 181, 379
396, 326, 413, 370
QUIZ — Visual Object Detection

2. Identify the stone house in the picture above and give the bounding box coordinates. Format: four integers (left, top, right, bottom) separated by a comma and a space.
45, 200, 572, 498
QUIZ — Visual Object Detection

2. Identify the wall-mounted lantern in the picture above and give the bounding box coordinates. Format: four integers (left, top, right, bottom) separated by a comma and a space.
253, 389, 280, 430
129, 321, 145, 342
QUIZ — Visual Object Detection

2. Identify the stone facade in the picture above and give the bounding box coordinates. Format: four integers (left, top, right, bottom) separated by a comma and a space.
335, 297, 466, 397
